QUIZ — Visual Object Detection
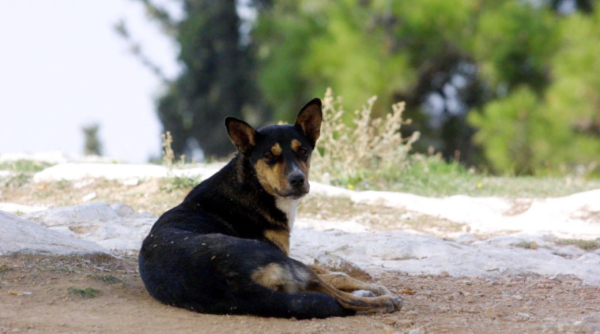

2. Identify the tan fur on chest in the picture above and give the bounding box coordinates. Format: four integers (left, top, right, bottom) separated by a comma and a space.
264, 229, 290, 254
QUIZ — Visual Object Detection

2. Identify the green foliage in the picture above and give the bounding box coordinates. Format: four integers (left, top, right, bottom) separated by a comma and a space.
542, 9, 600, 173
391, 0, 476, 60
514, 241, 538, 249
255, 0, 417, 120
89, 274, 122, 285
68, 287, 100, 299
557, 239, 600, 251
135, 0, 600, 175
0, 265, 13, 276
472, 2, 559, 92
161, 176, 202, 193
469, 87, 552, 174
254, 2, 324, 121
0, 160, 52, 173
469, 7, 600, 175
357, 154, 600, 198
1, 173, 32, 189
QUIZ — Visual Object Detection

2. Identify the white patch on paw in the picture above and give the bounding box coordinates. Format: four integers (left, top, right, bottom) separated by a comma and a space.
351, 290, 375, 297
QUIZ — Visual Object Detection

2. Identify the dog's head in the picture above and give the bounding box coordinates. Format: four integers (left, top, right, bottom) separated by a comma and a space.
225, 98, 322, 199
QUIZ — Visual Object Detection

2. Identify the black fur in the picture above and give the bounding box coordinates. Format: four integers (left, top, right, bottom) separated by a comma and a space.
139, 100, 354, 319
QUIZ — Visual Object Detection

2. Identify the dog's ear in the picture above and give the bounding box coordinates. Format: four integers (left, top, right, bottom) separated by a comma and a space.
295, 98, 322, 148
225, 117, 257, 153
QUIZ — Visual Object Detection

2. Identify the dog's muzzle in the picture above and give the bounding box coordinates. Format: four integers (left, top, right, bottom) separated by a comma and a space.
276, 171, 309, 198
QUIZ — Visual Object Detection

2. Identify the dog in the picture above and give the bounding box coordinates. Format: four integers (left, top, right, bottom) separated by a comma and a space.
138, 98, 402, 319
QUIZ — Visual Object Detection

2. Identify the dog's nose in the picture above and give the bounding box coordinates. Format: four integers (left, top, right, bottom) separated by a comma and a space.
289, 173, 305, 188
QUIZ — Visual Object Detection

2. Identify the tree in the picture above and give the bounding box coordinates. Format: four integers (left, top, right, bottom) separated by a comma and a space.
469, 2, 600, 175
253, 0, 600, 174
82, 123, 103, 156
129, 0, 600, 174
253, 0, 487, 164
121, 0, 266, 158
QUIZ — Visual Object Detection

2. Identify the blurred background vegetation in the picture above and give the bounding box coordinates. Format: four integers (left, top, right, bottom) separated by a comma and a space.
121, 0, 600, 177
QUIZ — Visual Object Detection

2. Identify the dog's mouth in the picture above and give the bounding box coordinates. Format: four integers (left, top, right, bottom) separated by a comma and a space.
274, 186, 309, 199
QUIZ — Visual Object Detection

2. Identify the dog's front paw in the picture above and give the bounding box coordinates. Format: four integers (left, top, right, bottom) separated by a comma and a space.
391, 296, 403, 311
370, 295, 403, 313
381, 295, 403, 313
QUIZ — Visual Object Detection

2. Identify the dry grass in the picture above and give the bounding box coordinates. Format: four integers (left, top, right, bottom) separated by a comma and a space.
311, 88, 419, 186
299, 194, 465, 235
1, 178, 188, 216
557, 239, 600, 251
161, 131, 175, 168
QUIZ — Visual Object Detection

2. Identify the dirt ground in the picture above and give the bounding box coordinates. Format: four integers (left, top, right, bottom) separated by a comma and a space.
1, 254, 599, 334
2, 176, 600, 333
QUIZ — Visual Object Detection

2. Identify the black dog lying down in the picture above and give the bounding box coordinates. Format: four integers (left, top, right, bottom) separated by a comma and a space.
138, 98, 402, 319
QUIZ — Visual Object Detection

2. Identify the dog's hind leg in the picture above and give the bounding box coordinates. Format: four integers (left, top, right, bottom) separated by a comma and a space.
303, 270, 402, 314
248, 262, 355, 318
252, 260, 401, 314
318, 273, 394, 297
307, 265, 394, 297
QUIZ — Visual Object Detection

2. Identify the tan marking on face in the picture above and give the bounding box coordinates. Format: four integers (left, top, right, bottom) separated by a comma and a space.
264, 229, 290, 254
255, 159, 288, 197
297, 156, 310, 176
271, 143, 282, 156
290, 139, 311, 177
291, 139, 302, 151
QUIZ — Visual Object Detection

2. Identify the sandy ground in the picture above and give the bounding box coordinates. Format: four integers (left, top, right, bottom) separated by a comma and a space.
1, 254, 599, 334
2, 162, 600, 333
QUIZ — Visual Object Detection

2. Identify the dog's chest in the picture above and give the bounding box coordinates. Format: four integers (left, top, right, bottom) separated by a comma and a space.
275, 198, 299, 230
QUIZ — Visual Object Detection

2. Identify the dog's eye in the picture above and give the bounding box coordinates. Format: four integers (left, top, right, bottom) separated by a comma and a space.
265, 152, 276, 162
297, 148, 307, 156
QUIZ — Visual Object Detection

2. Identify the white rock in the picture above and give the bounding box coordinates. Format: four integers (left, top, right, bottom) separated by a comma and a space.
0, 203, 47, 214
123, 178, 139, 186
34, 163, 168, 182
575, 253, 600, 264
0, 210, 107, 255
474, 234, 550, 248
295, 217, 369, 233
454, 233, 478, 245
0, 151, 70, 164
2, 194, 600, 286
82, 192, 97, 202
32, 162, 225, 183
311, 185, 600, 239
290, 229, 600, 285
73, 178, 94, 189
25, 202, 156, 252
553, 245, 586, 258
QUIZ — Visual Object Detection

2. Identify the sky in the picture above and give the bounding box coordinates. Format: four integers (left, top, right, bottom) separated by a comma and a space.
0, 1, 180, 163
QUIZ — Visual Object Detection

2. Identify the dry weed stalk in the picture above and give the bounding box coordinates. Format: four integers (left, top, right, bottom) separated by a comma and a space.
161, 131, 175, 168
311, 88, 420, 184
